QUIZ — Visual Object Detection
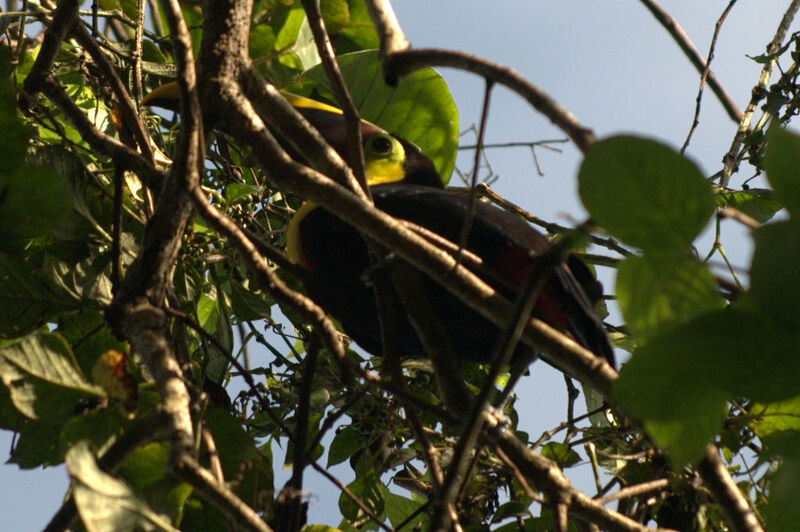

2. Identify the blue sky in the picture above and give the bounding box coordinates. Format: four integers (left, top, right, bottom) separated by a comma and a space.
2, 1, 794, 529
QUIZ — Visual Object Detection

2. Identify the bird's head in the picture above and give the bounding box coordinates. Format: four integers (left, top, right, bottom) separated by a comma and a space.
141, 83, 443, 188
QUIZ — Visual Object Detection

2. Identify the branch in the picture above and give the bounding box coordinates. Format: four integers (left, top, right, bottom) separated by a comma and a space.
175, 454, 274, 532
43, 411, 173, 532
487, 413, 677, 532
721, 0, 800, 183
681, 1, 738, 153
698, 445, 764, 532
638, 0, 743, 126
300, 0, 369, 192
363, 0, 409, 57
377, 47, 595, 152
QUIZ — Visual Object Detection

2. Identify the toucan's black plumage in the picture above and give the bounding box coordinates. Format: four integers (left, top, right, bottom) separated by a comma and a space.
292, 184, 614, 365
282, 104, 615, 367
140, 84, 613, 366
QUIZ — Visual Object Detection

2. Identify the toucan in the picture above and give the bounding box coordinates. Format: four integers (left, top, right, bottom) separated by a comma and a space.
141, 85, 615, 367
279, 98, 615, 367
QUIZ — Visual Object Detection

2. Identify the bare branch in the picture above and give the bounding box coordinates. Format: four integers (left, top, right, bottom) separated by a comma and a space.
382, 48, 596, 153
363, 0, 410, 57
175, 454, 274, 532
698, 445, 764, 532
722, 0, 800, 183
639, 0, 743, 126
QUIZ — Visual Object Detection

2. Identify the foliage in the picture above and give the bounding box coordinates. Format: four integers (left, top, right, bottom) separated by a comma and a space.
1, 1, 799, 531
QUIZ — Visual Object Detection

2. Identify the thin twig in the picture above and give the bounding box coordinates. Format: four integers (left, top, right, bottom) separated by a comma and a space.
597, 478, 670, 505
175, 454, 274, 532
639, 0, 743, 126
721, 0, 800, 183
300, 0, 369, 194
682, 1, 738, 153
383, 48, 596, 152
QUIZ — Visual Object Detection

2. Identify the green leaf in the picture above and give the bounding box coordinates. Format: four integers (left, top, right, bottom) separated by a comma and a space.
751, 396, 800, 437
540, 442, 581, 468
204, 408, 255, 478
763, 432, 800, 531
42, 254, 114, 306
490, 500, 533, 523
714, 186, 782, 223
289, 49, 459, 183
0, 80, 29, 177
118, 442, 170, 491
0, 332, 105, 419
250, 6, 306, 61
224, 183, 259, 203
228, 279, 273, 321
0, 164, 71, 240
338, 470, 383, 521
321, 0, 379, 53
579, 136, 714, 251
59, 407, 130, 455
66, 440, 181, 532
749, 220, 800, 326
327, 424, 365, 467
196, 292, 221, 333
0, 253, 76, 337
615, 306, 800, 464
378, 484, 426, 529
764, 124, 800, 216
616, 254, 724, 342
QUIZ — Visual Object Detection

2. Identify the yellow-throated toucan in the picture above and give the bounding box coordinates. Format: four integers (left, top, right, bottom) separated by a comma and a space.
279, 97, 615, 367
142, 85, 614, 367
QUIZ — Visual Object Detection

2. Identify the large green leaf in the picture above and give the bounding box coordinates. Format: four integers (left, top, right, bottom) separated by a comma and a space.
749, 220, 800, 326
0, 253, 77, 337
762, 432, 800, 531
0, 80, 28, 177
615, 306, 800, 464
321, 0, 379, 53
764, 124, 800, 216
616, 254, 724, 342
751, 395, 800, 437
66, 440, 180, 532
0, 331, 105, 419
579, 136, 714, 251
289, 49, 459, 183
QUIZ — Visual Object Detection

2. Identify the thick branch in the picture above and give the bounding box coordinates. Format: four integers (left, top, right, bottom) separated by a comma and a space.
382, 48, 595, 153
698, 445, 764, 532
175, 454, 274, 532
488, 414, 676, 532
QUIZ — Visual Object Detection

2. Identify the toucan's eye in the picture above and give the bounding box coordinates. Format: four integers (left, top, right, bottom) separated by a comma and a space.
368, 134, 394, 155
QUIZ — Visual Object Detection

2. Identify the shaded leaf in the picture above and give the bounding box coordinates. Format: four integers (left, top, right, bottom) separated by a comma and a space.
764, 124, 800, 216
751, 396, 800, 437
338, 470, 383, 521
0, 332, 105, 419
748, 220, 800, 326
66, 440, 180, 532
0, 253, 76, 338
540, 441, 581, 468
763, 432, 800, 531
378, 483, 426, 530
327, 424, 365, 467
615, 306, 800, 464
715, 186, 782, 223
579, 136, 714, 251
616, 254, 724, 342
